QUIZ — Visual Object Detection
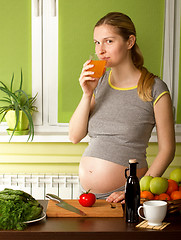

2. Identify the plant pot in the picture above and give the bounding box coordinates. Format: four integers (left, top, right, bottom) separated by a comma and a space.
5, 110, 29, 135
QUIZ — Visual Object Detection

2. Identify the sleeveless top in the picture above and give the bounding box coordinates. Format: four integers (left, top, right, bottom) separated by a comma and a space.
82, 70, 170, 168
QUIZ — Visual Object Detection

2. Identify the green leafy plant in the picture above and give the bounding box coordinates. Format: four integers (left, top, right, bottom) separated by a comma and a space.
0, 188, 43, 230
0, 69, 38, 141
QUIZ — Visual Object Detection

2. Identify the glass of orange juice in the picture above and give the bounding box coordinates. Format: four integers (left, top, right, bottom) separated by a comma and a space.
89, 54, 106, 78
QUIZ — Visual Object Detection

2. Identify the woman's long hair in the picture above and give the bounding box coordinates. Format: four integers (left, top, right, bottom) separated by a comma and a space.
95, 12, 155, 101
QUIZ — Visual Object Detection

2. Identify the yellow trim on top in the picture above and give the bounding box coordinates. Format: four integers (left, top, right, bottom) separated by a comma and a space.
108, 70, 137, 90
153, 91, 170, 106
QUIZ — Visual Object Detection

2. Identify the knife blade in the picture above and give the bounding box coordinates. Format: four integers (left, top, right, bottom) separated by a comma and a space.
46, 193, 86, 216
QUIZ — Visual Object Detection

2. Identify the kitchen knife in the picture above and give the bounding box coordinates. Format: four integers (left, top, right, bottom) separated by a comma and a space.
46, 193, 86, 216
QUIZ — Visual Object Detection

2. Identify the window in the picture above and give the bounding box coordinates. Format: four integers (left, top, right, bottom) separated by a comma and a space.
0, 0, 181, 142
162, 0, 181, 138
163, 0, 180, 124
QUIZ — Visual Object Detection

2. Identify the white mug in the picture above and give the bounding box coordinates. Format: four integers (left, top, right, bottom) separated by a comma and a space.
137, 200, 167, 226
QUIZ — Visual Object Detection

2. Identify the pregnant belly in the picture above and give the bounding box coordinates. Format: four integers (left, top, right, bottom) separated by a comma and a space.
79, 156, 147, 193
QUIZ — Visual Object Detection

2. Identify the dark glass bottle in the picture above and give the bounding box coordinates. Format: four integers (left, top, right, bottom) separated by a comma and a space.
125, 159, 140, 223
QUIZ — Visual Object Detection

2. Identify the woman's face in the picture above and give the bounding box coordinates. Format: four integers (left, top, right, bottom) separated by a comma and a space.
93, 24, 131, 68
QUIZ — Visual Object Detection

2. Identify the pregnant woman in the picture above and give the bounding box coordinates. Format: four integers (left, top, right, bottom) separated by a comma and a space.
69, 12, 175, 203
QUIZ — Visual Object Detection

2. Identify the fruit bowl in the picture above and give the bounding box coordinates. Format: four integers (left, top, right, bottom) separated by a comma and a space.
140, 198, 181, 214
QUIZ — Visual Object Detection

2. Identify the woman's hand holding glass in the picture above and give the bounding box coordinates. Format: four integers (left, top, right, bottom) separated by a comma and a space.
79, 60, 100, 97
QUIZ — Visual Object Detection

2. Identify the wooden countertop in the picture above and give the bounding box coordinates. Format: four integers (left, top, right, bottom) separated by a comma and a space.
0, 200, 180, 240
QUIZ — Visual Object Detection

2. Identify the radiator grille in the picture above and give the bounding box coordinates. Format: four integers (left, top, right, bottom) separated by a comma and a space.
0, 174, 80, 199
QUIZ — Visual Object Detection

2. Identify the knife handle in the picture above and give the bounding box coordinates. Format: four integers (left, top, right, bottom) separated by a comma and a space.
46, 193, 61, 202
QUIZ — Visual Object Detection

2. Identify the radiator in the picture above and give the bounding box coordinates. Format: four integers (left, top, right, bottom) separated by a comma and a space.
0, 174, 80, 199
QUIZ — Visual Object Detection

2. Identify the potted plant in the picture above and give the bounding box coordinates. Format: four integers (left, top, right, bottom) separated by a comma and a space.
0, 69, 37, 142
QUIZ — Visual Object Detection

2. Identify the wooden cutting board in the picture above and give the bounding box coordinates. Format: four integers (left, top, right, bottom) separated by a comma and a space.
46, 199, 124, 217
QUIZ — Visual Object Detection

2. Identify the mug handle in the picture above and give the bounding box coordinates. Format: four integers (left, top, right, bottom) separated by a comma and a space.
137, 206, 146, 220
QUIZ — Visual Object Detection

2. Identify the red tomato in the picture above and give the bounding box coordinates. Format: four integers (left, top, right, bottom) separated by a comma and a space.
79, 190, 96, 207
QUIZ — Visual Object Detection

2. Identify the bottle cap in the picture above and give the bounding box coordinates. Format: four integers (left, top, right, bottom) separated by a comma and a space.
129, 159, 137, 163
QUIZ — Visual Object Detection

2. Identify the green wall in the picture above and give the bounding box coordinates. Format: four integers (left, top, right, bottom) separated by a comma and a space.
0, 0, 32, 96
0, 142, 180, 179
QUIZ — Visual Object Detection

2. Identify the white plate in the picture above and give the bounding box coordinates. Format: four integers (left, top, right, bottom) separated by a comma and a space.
23, 211, 46, 224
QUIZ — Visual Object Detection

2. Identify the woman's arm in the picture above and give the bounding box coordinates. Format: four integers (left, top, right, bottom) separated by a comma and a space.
69, 60, 98, 144
69, 95, 95, 144
145, 93, 175, 177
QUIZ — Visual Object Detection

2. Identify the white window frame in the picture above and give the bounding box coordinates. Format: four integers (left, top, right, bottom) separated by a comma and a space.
0, 0, 71, 142
0, 0, 180, 142
163, 0, 181, 139
32, 0, 69, 132
163, 0, 179, 118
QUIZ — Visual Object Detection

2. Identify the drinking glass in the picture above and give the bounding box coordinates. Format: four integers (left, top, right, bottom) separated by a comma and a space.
89, 54, 106, 78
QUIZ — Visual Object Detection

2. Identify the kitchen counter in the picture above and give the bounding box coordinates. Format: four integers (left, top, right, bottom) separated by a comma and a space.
0, 200, 180, 240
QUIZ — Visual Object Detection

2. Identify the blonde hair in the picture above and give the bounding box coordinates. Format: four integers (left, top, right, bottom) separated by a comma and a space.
95, 12, 155, 101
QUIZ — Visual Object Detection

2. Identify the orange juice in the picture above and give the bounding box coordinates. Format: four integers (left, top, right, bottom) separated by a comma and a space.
89, 60, 106, 78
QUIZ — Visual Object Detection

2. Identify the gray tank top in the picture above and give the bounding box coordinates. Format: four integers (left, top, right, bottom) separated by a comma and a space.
83, 70, 170, 168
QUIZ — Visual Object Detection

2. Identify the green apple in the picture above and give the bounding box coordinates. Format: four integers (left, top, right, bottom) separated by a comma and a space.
140, 176, 153, 191
150, 177, 168, 195
169, 168, 181, 183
